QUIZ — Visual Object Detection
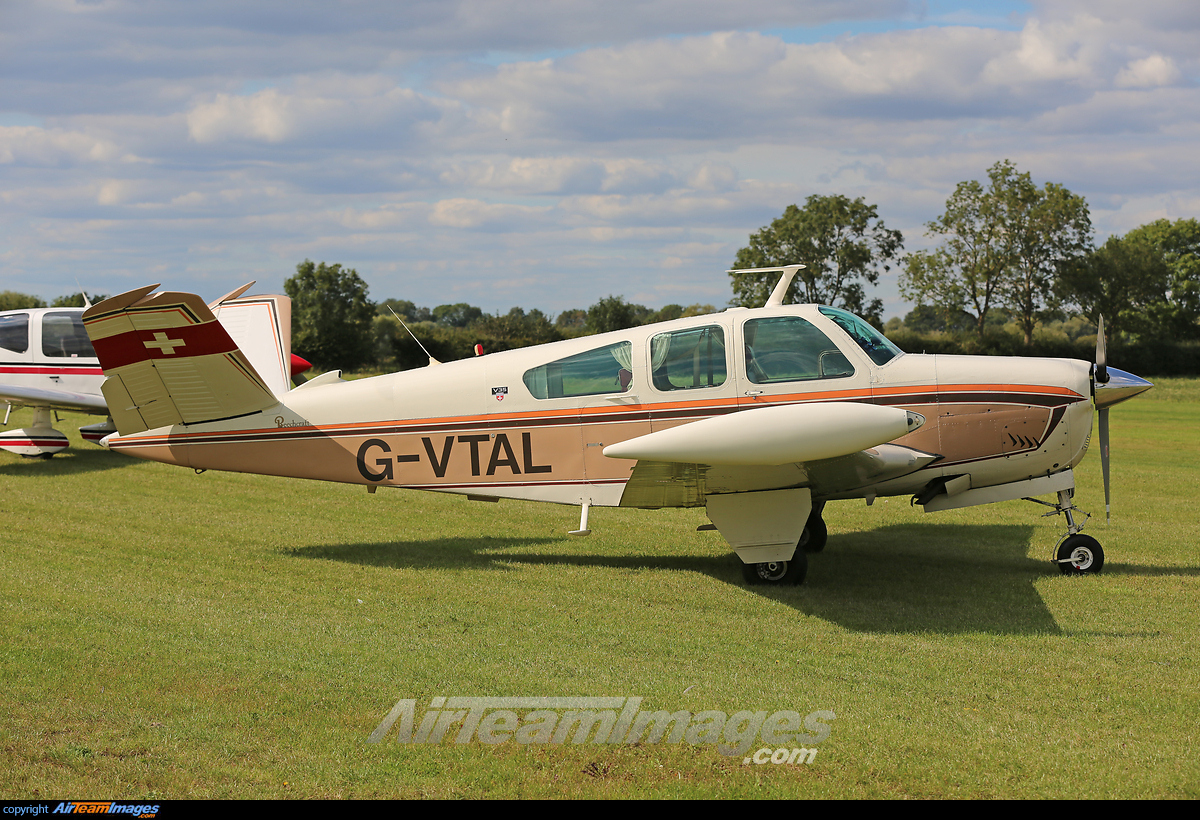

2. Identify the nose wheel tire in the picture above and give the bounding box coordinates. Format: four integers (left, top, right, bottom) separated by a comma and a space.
741, 551, 808, 586
1056, 534, 1104, 575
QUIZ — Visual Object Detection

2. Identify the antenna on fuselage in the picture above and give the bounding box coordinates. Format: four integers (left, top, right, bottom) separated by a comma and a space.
386, 305, 441, 366
74, 278, 93, 310
726, 264, 806, 307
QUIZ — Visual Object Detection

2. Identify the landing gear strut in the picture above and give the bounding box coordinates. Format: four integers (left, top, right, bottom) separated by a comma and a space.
1028, 488, 1105, 575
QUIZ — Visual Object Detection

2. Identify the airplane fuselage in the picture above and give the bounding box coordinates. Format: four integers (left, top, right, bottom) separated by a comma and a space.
0, 307, 111, 453
101, 304, 1095, 509
0, 308, 105, 403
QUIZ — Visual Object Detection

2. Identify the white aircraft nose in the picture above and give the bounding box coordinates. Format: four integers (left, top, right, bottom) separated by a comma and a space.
1094, 368, 1154, 409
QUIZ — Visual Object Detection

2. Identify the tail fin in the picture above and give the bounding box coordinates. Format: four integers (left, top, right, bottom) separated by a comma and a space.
210, 292, 295, 398
83, 285, 279, 435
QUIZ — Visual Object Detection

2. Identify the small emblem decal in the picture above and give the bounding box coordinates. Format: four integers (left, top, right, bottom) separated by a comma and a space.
492, 386, 508, 402
144, 332, 186, 355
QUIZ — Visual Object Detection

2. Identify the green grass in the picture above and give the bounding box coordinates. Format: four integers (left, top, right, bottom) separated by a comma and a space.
2, 381, 1198, 798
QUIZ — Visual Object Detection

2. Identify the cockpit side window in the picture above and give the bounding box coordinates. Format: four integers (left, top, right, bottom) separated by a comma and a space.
743, 316, 854, 384
818, 306, 903, 366
650, 326, 727, 391
41, 312, 97, 358
0, 313, 30, 354
523, 340, 634, 399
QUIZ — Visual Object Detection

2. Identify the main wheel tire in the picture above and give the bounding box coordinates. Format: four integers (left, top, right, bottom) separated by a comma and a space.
740, 551, 808, 586
801, 515, 828, 553
1057, 534, 1104, 575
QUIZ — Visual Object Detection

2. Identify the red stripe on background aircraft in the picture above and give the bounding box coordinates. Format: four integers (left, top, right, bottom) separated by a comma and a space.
80, 266, 1152, 584
0, 286, 310, 458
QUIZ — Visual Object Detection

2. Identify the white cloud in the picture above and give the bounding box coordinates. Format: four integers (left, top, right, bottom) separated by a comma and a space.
184, 78, 453, 149
96, 180, 131, 205
446, 24, 1127, 145
1115, 55, 1181, 88
187, 89, 297, 143
428, 198, 550, 230
0, 126, 123, 166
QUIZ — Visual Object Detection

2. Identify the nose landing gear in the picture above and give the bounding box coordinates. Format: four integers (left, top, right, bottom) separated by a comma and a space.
1028, 487, 1105, 575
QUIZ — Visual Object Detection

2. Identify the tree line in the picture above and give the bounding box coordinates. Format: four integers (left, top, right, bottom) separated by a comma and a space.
285, 259, 716, 372
0, 291, 107, 310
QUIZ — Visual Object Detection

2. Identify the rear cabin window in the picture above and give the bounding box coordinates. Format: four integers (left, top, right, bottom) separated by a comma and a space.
0, 313, 30, 354
41, 312, 96, 358
744, 316, 854, 384
523, 341, 634, 399
650, 326, 727, 391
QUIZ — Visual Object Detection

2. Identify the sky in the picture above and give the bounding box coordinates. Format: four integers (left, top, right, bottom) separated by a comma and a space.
1, 0, 1198, 320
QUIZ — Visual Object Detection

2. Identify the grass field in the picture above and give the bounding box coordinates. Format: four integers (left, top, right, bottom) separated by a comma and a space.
2, 380, 1198, 798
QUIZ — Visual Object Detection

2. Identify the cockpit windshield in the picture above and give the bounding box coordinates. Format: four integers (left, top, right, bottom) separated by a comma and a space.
818, 306, 903, 366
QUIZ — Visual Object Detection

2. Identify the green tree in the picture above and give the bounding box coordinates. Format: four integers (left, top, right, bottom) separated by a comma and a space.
1007, 175, 1092, 345
901, 305, 976, 334
1057, 232, 1168, 341
473, 307, 563, 350
555, 308, 588, 331
1125, 218, 1200, 339
284, 260, 376, 371
0, 291, 47, 311
586, 296, 651, 334
730, 195, 903, 324
52, 292, 107, 307
432, 303, 484, 328
377, 299, 432, 323
902, 160, 1091, 345
647, 303, 717, 323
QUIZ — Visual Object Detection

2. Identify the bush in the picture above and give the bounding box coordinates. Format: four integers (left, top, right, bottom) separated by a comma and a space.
884, 329, 1200, 375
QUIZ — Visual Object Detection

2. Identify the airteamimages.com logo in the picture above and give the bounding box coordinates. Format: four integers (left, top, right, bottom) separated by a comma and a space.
369, 696, 835, 764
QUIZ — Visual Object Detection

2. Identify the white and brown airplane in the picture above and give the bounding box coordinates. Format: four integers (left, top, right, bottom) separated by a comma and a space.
0, 287, 310, 458
80, 266, 1152, 584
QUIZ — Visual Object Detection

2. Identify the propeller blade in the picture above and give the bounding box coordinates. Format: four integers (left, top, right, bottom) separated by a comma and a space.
1095, 314, 1108, 384
1099, 406, 1110, 523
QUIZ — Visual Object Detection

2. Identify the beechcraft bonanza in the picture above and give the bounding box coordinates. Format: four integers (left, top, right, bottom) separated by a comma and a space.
80, 266, 1152, 584
1, 286, 310, 458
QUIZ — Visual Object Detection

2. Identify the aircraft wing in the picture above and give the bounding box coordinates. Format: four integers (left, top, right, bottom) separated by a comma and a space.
605, 402, 937, 507
0, 384, 108, 414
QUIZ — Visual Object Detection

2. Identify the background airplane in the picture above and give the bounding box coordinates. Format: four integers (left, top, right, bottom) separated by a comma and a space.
80, 267, 1152, 584
0, 286, 310, 458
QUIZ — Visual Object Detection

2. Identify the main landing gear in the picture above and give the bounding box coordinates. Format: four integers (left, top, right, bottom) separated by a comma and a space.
1029, 488, 1105, 575
741, 503, 827, 586
741, 551, 808, 586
